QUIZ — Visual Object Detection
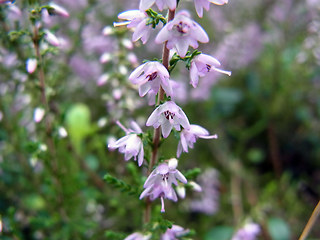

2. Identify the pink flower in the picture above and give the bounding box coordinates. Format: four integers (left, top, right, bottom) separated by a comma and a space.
177, 124, 218, 157
161, 225, 189, 240
26, 58, 37, 74
44, 29, 60, 47
140, 159, 187, 212
124, 232, 151, 240
129, 61, 173, 104
155, 11, 209, 58
190, 53, 231, 88
108, 121, 144, 166
48, 2, 69, 18
194, 0, 228, 18
114, 10, 152, 44
139, 0, 177, 11
146, 101, 190, 138
232, 223, 261, 240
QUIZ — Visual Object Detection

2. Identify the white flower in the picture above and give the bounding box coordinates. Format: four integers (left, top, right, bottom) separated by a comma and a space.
114, 10, 152, 44
108, 121, 144, 167
140, 159, 187, 212
146, 101, 190, 138
129, 61, 173, 104
155, 11, 209, 58
177, 124, 218, 157
190, 53, 231, 88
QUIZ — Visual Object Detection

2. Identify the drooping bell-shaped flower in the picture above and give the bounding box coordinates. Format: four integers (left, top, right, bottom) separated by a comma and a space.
177, 124, 218, 157
114, 10, 152, 44
190, 53, 231, 88
129, 61, 173, 104
146, 101, 190, 138
140, 159, 187, 212
194, 0, 228, 18
108, 121, 144, 166
139, 0, 177, 11
161, 225, 189, 240
155, 11, 209, 58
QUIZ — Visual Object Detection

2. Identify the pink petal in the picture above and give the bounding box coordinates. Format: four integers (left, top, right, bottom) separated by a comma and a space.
155, 27, 170, 44
139, 82, 151, 97
129, 63, 146, 83
175, 170, 187, 184
132, 19, 149, 43
174, 39, 189, 58
209, 0, 228, 5
161, 120, 173, 138
138, 144, 144, 166
140, 0, 156, 11
194, 0, 204, 17
146, 106, 161, 127
118, 10, 143, 20
190, 62, 199, 88
191, 22, 209, 43
166, 0, 177, 10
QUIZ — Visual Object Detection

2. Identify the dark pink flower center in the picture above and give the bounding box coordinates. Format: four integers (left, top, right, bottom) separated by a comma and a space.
147, 72, 158, 81
162, 173, 169, 181
175, 21, 189, 34
164, 110, 175, 120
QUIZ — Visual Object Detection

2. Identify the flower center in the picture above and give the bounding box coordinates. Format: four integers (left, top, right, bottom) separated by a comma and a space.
206, 64, 211, 72
164, 110, 175, 120
146, 72, 158, 81
174, 21, 189, 35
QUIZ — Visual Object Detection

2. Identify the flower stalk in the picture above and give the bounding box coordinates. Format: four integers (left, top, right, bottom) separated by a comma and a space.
145, 8, 176, 224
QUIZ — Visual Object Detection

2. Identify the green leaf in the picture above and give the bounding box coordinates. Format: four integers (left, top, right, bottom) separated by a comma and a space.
267, 218, 291, 240
183, 168, 201, 180
103, 173, 139, 196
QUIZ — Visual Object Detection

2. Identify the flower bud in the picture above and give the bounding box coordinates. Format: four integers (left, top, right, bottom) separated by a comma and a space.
26, 58, 37, 74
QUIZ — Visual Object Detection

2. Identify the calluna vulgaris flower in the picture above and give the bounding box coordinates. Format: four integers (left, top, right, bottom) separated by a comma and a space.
48, 2, 70, 18
177, 124, 218, 157
161, 225, 189, 240
124, 232, 151, 240
231, 223, 261, 240
114, 10, 152, 44
26, 58, 37, 74
190, 53, 231, 88
146, 101, 190, 138
139, 0, 177, 11
140, 159, 187, 212
194, 0, 228, 18
155, 11, 209, 58
108, 121, 144, 166
129, 61, 173, 105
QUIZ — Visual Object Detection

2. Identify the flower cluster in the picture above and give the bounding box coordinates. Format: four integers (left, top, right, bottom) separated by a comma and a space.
109, 0, 231, 238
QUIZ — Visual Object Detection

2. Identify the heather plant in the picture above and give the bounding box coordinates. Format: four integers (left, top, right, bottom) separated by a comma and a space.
0, 0, 320, 240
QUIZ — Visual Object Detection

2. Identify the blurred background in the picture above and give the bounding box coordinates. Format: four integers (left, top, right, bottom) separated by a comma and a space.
0, 0, 320, 239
